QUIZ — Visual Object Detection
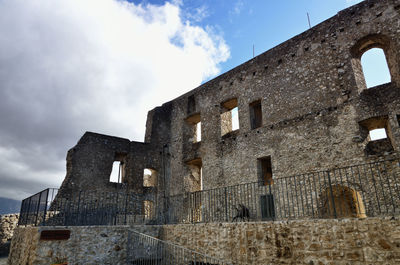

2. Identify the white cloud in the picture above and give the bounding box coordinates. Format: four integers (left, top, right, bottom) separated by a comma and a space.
0, 0, 230, 200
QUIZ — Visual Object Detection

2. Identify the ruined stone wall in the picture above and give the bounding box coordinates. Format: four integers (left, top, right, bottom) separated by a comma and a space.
56, 0, 400, 217
142, 0, 400, 196
160, 218, 400, 265
8, 218, 400, 264
0, 214, 18, 256
8, 226, 129, 265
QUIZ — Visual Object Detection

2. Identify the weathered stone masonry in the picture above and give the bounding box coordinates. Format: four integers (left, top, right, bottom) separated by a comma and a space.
8, 218, 400, 265
0, 214, 18, 257
57, 0, 400, 206
8, 0, 400, 264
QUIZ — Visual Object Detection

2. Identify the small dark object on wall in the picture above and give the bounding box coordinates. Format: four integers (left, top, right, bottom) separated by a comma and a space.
232, 204, 250, 222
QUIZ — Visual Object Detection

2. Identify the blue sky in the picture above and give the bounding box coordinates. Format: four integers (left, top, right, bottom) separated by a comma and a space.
133, 0, 364, 74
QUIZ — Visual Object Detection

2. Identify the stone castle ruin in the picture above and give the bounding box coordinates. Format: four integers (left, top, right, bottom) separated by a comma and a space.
6, 0, 400, 264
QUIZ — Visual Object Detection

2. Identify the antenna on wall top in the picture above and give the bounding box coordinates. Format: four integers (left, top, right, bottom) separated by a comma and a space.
307, 12, 312, 29
253, 44, 255, 58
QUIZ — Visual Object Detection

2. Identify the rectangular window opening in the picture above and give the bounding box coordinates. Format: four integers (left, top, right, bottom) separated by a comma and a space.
397, 115, 400, 127
359, 116, 394, 155
186, 113, 201, 143
258, 156, 273, 186
221, 98, 239, 136
250, 100, 262, 129
143, 200, 155, 220
196, 122, 201, 142
186, 158, 202, 192
369, 128, 387, 141
109, 161, 124, 183
143, 168, 157, 187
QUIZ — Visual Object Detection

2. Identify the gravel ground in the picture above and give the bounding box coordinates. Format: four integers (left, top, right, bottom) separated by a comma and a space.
0, 257, 7, 265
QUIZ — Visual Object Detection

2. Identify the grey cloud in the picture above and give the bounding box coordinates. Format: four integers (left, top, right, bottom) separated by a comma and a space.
0, 0, 229, 200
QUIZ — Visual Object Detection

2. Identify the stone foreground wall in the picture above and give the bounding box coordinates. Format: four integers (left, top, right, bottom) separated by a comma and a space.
8, 218, 400, 265
8, 226, 130, 265
160, 218, 400, 265
0, 214, 19, 256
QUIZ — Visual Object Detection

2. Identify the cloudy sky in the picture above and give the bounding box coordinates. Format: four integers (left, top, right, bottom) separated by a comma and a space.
1, 0, 383, 200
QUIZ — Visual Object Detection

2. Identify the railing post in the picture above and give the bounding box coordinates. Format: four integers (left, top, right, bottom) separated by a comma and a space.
124, 191, 128, 225
18, 199, 25, 226
76, 190, 82, 225
34, 192, 42, 226
224, 187, 228, 222
269, 184, 275, 221
327, 171, 337, 219
42, 189, 50, 226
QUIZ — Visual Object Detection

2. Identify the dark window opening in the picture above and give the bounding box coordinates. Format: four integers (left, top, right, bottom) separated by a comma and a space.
258, 156, 273, 185
397, 115, 400, 127
260, 195, 275, 220
143, 168, 157, 187
221, 98, 239, 136
187, 95, 196, 114
250, 100, 262, 129
185, 113, 201, 143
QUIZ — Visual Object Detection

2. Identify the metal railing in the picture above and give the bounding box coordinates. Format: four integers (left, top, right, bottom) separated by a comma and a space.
166, 158, 400, 223
18, 188, 58, 226
19, 158, 400, 226
127, 230, 232, 265
18, 188, 158, 226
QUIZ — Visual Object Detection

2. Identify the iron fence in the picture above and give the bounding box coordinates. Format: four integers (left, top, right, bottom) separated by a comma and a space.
18, 188, 58, 226
127, 230, 232, 265
19, 158, 400, 226
166, 158, 400, 223
18, 188, 158, 226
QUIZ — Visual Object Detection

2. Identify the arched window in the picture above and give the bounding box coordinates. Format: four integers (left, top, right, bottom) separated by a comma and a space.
361, 48, 391, 88
319, 185, 366, 218
350, 34, 398, 91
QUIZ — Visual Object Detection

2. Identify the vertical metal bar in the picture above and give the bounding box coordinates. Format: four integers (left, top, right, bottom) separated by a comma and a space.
252, 182, 257, 220
275, 177, 283, 219
284, 177, 291, 218
34, 192, 42, 226
368, 162, 382, 214
312, 173, 319, 218
334, 168, 344, 217
289, 176, 296, 218
293, 175, 299, 218
124, 191, 129, 225
308, 174, 315, 218
42, 189, 50, 226
374, 161, 389, 214
317, 171, 324, 218
269, 181, 274, 221
383, 160, 399, 215
327, 171, 337, 219
224, 187, 228, 222
76, 190, 82, 225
